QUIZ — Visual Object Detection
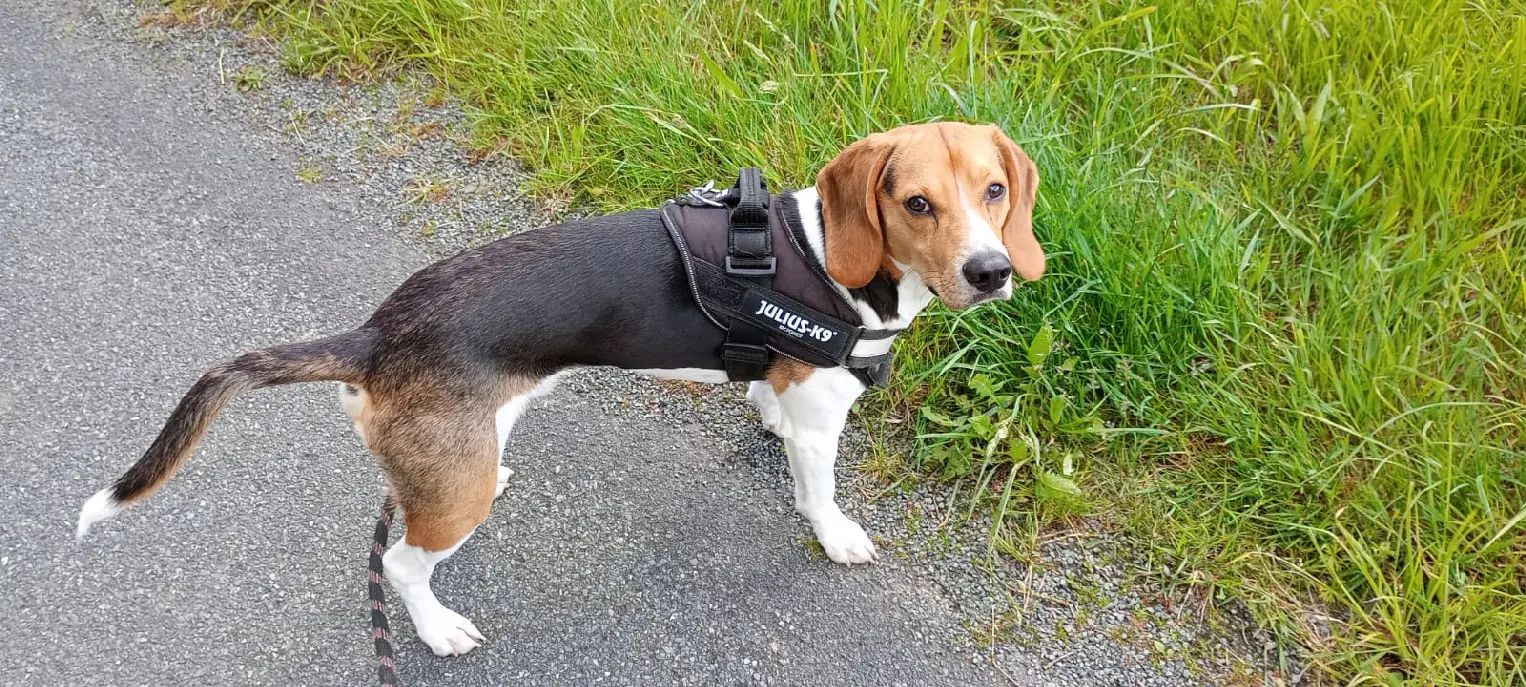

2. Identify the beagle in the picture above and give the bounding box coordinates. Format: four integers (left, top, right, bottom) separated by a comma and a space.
76, 122, 1044, 657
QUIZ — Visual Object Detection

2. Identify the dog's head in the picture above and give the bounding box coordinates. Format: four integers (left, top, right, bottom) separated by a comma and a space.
817, 122, 1043, 309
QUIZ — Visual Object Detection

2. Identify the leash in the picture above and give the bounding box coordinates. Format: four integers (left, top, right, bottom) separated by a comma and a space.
369, 496, 400, 687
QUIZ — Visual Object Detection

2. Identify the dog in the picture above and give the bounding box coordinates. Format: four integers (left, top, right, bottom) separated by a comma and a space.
76, 121, 1044, 657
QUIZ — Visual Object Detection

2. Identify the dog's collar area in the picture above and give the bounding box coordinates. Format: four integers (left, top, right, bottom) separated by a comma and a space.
662, 169, 901, 386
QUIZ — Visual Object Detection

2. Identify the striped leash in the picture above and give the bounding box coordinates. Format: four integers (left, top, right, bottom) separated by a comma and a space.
369, 496, 400, 687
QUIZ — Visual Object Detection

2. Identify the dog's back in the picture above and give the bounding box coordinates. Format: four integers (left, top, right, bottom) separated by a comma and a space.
362, 209, 726, 378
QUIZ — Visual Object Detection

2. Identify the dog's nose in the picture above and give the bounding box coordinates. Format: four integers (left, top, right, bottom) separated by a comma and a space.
962, 252, 1013, 293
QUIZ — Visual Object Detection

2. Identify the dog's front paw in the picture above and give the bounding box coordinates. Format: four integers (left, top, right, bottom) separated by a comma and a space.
814, 516, 878, 565
414, 606, 485, 657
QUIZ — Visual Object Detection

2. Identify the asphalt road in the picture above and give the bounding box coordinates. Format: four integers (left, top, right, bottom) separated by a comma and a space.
0, 2, 1015, 685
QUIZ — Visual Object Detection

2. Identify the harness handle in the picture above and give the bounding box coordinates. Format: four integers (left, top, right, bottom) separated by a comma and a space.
725, 168, 774, 276
722, 168, 775, 380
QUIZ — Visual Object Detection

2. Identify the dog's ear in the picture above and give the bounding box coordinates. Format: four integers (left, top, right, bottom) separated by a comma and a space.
817, 134, 894, 289
991, 127, 1045, 281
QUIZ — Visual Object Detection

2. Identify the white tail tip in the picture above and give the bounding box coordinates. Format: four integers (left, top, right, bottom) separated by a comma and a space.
76, 489, 122, 541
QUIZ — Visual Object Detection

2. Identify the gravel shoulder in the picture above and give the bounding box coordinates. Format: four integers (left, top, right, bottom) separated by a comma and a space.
0, 1, 1301, 685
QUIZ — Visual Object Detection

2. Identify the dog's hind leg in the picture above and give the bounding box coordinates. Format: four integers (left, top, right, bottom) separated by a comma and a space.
383, 524, 485, 657
367, 400, 501, 657
491, 373, 560, 497
492, 397, 526, 498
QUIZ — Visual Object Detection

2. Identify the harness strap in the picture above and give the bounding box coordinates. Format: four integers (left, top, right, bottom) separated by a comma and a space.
690, 259, 894, 369
660, 172, 903, 386
722, 168, 775, 381
846, 351, 893, 367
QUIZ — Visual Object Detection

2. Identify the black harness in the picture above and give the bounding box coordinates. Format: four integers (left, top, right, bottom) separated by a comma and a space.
659, 169, 899, 387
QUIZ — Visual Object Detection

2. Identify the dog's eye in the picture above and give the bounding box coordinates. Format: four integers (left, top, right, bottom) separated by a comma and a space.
904, 196, 931, 215
986, 183, 1006, 200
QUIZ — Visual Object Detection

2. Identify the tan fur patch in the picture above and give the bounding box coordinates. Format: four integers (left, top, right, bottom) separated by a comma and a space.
766, 358, 817, 394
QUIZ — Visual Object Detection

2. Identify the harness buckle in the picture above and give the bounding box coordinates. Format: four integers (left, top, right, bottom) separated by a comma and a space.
682, 180, 731, 207
721, 341, 771, 365
725, 255, 777, 277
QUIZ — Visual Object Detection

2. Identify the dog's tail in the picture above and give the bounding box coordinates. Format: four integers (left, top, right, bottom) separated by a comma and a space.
76, 330, 375, 540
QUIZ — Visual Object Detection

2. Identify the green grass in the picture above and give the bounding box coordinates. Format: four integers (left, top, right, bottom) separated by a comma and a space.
191, 0, 1525, 683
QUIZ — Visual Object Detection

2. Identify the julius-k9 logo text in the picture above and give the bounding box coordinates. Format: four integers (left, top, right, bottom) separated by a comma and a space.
754, 298, 836, 342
